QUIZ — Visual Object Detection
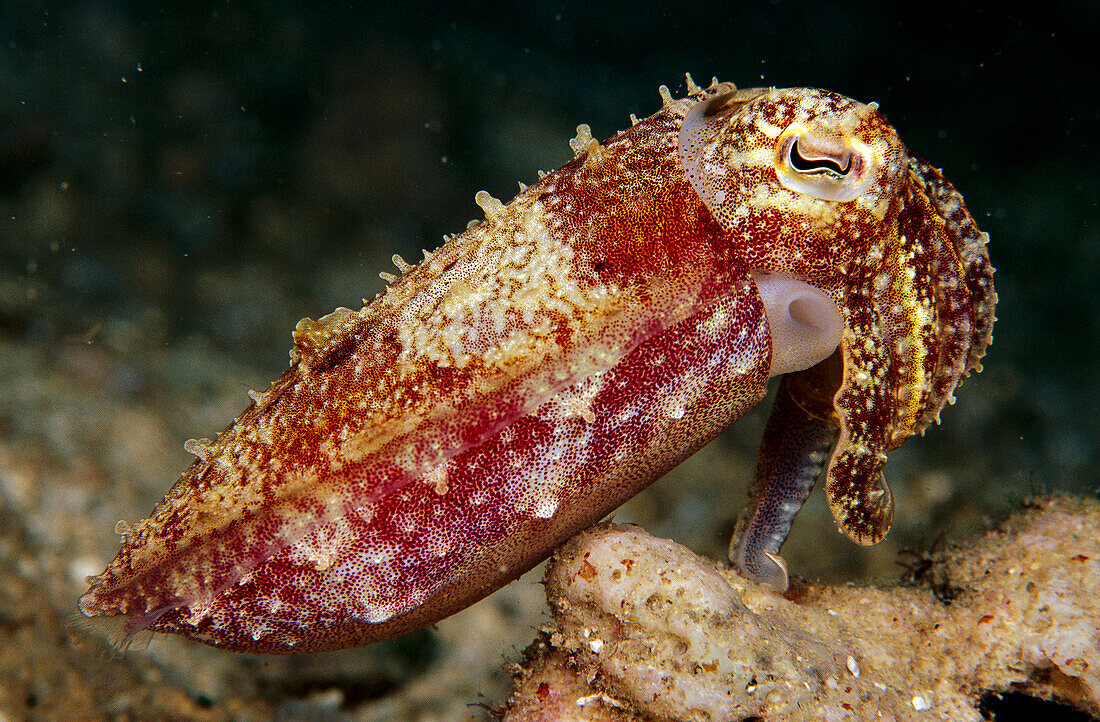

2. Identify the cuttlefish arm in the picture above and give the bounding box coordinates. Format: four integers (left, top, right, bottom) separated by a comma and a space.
732, 353, 842, 590
732, 158, 995, 588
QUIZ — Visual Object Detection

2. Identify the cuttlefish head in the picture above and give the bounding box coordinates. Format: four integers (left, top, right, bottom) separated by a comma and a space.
679, 84, 996, 545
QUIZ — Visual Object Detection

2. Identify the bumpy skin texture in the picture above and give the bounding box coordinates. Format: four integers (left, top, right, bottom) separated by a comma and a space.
78, 77, 995, 653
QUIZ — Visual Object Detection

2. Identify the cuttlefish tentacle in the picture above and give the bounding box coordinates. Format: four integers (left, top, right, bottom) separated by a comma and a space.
825, 166, 992, 545
732, 352, 842, 590
824, 199, 927, 545
911, 158, 997, 384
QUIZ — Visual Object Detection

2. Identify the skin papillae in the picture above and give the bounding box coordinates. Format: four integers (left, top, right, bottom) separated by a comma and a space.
78, 76, 995, 654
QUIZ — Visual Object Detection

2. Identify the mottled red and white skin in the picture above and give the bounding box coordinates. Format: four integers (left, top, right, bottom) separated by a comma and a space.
79, 76, 995, 653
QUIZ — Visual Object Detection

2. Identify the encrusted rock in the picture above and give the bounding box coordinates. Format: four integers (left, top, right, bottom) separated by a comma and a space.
505, 496, 1100, 721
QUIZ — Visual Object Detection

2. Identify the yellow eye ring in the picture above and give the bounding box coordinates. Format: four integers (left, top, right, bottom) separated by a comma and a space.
775, 125, 873, 202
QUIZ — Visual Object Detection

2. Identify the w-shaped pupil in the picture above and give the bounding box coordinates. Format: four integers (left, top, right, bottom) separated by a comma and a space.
790, 139, 851, 176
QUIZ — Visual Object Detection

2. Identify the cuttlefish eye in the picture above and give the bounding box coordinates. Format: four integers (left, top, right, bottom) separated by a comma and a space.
790, 139, 852, 175
775, 125, 872, 202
